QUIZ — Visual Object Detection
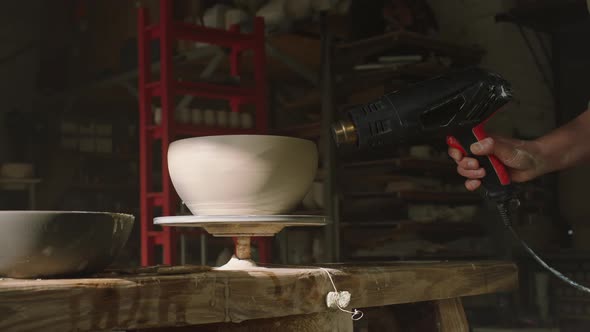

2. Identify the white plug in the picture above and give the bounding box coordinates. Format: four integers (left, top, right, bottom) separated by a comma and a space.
325, 290, 352, 309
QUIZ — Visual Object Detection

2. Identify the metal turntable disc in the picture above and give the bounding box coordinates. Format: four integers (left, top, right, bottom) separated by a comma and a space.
154, 214, 328, 237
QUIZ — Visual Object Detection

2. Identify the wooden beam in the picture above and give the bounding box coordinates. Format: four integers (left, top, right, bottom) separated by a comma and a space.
0, 261, 517, 331
150, 311, 353, 332
435, 298, 469, 332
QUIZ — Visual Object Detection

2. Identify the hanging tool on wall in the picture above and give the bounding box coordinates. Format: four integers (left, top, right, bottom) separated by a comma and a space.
332, 67, 590, 294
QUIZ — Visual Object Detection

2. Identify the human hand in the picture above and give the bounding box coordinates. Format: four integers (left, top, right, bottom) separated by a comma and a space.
448, 136, 545, 191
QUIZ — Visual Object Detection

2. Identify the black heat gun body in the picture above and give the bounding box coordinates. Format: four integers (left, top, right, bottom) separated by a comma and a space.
333, 67, 513, 202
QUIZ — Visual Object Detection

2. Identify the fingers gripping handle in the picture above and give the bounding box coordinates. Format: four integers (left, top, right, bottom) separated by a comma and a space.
446, 124, 512, 201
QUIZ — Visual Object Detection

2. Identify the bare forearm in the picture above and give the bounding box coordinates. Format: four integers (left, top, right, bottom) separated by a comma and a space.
535, 110, 590, 173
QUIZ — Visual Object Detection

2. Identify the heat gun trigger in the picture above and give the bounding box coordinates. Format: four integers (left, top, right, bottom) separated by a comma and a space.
445, 134, 514, 203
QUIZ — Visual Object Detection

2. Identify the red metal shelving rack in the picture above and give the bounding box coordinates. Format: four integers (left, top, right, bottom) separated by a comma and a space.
137, 0, 269, 266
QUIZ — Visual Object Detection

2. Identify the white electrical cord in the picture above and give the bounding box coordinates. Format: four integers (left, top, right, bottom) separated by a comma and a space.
257, 262, 364, 320
319, 267, 364, 321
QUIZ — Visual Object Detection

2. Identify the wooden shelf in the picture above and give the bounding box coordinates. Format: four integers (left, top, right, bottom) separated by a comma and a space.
346, 251, 491, 261
336, 31, 484, 66
341, 61, 450, 83
341, 220, 482, 230
37, 46, 221, 103
70, 183, 138, 190
0, 178, 41, 184
281, 62, 450, 112
272, 122, 321, 139
342, 157, 456, 173
281, 92, 323, 112
60, 151, 138, 160
147, 124, 257, 139
339, 174, 458, 187
344, 191, 481, 205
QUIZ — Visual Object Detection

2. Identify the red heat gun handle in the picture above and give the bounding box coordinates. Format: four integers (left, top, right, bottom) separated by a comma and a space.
446, 123, 512, 201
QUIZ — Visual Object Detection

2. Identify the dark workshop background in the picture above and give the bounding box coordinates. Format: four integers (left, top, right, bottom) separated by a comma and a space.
1, 0, 589, 331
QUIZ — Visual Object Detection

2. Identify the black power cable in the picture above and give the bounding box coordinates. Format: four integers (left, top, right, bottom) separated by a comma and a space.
496, 201, 590, 294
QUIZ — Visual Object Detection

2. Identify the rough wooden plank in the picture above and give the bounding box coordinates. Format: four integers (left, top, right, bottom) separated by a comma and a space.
148, 311, 353, 332
0, 261, 517, 331
435, 298, 469, 332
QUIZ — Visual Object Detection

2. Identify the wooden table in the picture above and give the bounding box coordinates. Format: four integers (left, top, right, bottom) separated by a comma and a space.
0, 261, 517, 331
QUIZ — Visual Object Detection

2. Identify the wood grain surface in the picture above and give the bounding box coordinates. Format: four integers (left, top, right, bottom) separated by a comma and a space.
0, 261, 517, 331
435, 298, 469, 332
150, 311, 353, 332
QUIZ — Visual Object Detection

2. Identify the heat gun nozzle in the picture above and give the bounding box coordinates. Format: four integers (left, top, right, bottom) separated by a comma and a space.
331, 120, 358, 146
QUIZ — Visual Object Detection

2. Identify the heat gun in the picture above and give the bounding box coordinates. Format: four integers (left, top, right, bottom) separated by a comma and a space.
332, 67, 513, 203
332, 67, 590, 293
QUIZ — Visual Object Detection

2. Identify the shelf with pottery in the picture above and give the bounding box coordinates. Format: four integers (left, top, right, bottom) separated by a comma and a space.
335, 30, 485, 67
276, 30, 486, 110
341, 157, 457, 174
309, 36, 484, 113
329, 63, 450, 110
340, 61, 451, 83
343, 191, 480, 205
342, 227, 490, 260
0, 163, 40, 209
37, 45, 224, 104
0, 178, 41, 185
339, 219, 484, 232
69, 183, 138, 191
58, 151, 138, 161
343, 236, 488, 261
149, 106, 258, 138
271, 121, 322, 139
342, 221, 490, 260
345, 251, 492, 261
337, 150, 484, 263
278, 61, 451, 118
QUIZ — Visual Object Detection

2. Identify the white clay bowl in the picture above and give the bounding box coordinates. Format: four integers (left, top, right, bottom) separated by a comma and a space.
168, 135, 318, 215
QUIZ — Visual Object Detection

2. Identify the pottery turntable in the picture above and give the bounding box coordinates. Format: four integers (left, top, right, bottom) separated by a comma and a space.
155, 214, 327, 268
156, 135, 328, 268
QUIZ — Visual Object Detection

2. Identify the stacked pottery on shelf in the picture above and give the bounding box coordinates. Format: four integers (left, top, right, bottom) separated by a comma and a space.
153, 107, 254, 129
0, 163, 34, 190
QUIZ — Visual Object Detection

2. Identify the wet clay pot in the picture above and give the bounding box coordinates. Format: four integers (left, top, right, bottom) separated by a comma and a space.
168, 135, 318, 215
0, 211, 134, 278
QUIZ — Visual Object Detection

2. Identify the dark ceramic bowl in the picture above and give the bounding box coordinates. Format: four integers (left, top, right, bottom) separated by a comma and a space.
0, 211, 134, 278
